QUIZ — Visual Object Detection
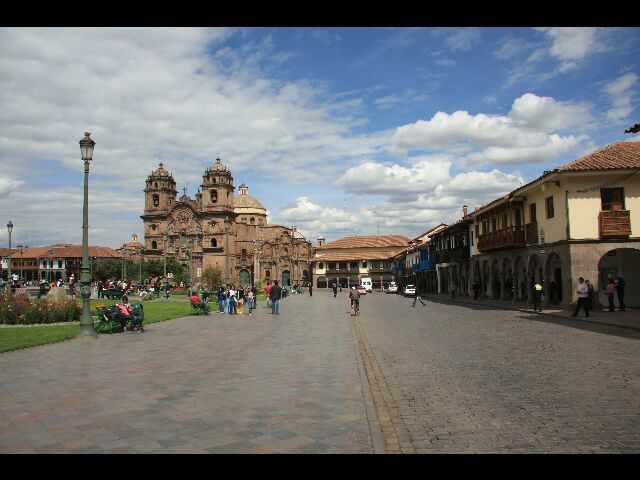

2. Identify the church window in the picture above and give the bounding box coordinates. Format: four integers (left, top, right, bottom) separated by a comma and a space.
265, 270, 271, 279
250, 217, 255, 225
152, 241, 157, 249
155, 182, 158, 188
211, 238, 217, 248
152, 194, 159, 207
211, 190, 218, 204
241, 249, 247, 259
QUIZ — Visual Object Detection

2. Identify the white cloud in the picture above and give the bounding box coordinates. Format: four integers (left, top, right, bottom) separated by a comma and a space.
0, 177, 25, 198
604, 72, 638, 122
388, 93, 591, 165
433, 28, 482, 52
536, 27, 603, 65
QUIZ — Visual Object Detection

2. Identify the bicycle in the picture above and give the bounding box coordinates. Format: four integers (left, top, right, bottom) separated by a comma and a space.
351, 299, 359, 316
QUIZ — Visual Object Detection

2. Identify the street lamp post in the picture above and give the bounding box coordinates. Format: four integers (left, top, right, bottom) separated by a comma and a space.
78, 132, 96, 336
139, 249, 144, 286
6, 221, 13, 297
163, 234, 168, 299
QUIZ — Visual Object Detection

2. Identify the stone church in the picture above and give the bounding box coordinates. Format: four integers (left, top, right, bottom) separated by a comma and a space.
139, 157, 313, 287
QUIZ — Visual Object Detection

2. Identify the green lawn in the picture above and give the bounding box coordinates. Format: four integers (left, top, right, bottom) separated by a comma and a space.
0, 299, 196, 354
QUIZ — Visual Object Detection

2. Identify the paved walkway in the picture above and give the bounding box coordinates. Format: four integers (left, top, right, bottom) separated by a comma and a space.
422, 292, 640, 332
0, 293, 375, 453
354, 292, 640, 453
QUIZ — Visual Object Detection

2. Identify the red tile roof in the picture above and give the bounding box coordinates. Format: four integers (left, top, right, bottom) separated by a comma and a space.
314, 251, 398, 262
558, 141, 640, 171
1, 245, 120, 259
318, 235, 409, 250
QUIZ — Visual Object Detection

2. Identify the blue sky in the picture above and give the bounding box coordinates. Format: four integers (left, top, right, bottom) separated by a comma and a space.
0, 27, 639, 249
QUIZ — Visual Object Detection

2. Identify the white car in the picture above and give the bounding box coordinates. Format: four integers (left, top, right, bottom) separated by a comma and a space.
386, 282, 398, 293
403, 285, 416, 297
360, 277, 373, 293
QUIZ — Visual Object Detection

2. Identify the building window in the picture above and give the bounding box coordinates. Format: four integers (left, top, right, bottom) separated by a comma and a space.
362, 261, 367, 268
530, 203, 537, 223
210, 190, 217, 204
250, 217, 255, 225
152, 240, 157, 249
328, 262, 336, 270
601, 188, 625, 211
339, 262, 346, 270
241, 249, 247, 259
349, 262, 358, 269
265, 270, 271, 279
318, 262, 324, 269
545, 196, 554, 219
152, 194, 159, 207
58, 260, 63, 269
211, 238, 217, 248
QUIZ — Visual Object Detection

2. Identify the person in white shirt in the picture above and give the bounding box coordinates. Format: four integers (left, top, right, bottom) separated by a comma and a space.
571, 277, 590, 318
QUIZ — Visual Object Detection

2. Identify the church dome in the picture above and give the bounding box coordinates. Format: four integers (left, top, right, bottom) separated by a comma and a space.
234, 183, 265, 210
152, 162, 172, 178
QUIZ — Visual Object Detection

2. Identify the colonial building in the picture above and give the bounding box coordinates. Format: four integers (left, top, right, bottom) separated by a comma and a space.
392, 224, 446, 293
140, 158, 312, 287
465, 141, 640, 307
1, 245, 120, 283
312, 235, 409, 289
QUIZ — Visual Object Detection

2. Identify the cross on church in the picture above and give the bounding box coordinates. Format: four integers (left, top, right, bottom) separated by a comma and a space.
182, 187, 188, 196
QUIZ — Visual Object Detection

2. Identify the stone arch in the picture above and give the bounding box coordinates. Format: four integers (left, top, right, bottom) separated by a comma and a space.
491, 258, 501, 299
239, 269, 250, 287
481, 260, 490, 299
545, 252, 563, 305
282, 270, 291, 287
502, 257, 513, 300
597, 247, 640, 308
514, 256, 527, 302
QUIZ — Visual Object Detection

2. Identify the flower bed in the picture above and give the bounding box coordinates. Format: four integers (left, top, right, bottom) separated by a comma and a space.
0, 292, 81, 325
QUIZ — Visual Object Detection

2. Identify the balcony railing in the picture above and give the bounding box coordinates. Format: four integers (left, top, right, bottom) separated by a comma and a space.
599, 210, 631, 237
478, 225, 527, 252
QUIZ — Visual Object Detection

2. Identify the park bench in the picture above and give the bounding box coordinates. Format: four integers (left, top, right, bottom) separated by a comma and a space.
190, 297, 209, 315
101, 289, 125, 300
95, 303, 144, 334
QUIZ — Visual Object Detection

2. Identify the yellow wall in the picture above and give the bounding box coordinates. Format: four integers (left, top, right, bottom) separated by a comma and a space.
522, 180, 568, 244
566, 174, 640, 240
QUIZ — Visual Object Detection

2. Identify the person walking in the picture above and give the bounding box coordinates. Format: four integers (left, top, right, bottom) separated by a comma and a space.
585, 279, 594, 313
270, 280, 282, 315
412, 284, 426, 307
332, 282, 338, 298
247, 288, 255, 316
606, 278, 616, 312
615, 276, 626, 311
237, 287, 245, 314
308, 283, 313, 297
217, 286, 225, 313
472, 280, 479, 301
532, 280, 543, 312
265, 282, 272, 309
571, 277, 589, 318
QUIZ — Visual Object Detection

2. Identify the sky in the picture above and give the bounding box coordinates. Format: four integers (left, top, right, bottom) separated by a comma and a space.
0, 27, 639, 249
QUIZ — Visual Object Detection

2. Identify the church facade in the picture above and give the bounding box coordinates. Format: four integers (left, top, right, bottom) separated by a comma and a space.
140, 158, 312, 288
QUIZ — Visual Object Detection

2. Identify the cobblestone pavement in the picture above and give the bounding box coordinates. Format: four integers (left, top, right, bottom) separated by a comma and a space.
353, 292, 640, 453
0, 293, 373, 454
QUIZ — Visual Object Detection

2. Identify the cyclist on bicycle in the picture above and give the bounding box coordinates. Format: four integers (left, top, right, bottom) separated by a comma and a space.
349, 286, 360, 315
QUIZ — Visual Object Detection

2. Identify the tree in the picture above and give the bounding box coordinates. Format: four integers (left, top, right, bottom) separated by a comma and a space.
201, 264, 223, 290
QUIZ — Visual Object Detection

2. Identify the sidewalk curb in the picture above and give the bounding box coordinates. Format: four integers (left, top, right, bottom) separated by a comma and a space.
424, 295, 640, 333
350, 317, 386, 454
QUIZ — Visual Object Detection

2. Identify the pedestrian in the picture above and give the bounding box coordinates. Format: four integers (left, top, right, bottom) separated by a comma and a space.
229, 286, 237, 315
606, 278, 616, 312
585, 279, 594, 312
533, 280, 543, 312
247, 288, 255, 315
472, 280, 479, 301
615, 276, 626, 311
412, 284, 426, 307
309, 282, 313, 297
217, 286, 225, 313
238, 287, 245, 314
270, 280, 282, 315
332, 282, 338, 298
265, 282, 272, 309
571, 277, 589, 318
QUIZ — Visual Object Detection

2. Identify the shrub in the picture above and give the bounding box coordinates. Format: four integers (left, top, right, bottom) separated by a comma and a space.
0, 292, 81, 325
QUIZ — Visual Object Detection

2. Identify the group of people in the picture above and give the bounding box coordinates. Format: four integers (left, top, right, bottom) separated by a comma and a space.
573, 275, 626, 317
214, 285, 257, 315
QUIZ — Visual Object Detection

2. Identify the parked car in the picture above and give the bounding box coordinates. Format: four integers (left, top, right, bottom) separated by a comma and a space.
386, 282, 398, 293
403, 284, 416, 297
356, 285, 367, 295
360, 277, 373, 293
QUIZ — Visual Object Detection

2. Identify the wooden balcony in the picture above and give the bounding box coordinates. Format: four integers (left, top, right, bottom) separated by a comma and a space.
477, 222, 539, 252
599, 210, 631, 237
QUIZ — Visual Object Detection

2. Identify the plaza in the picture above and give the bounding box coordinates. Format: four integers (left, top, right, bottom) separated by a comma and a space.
1, 292, 638, 453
